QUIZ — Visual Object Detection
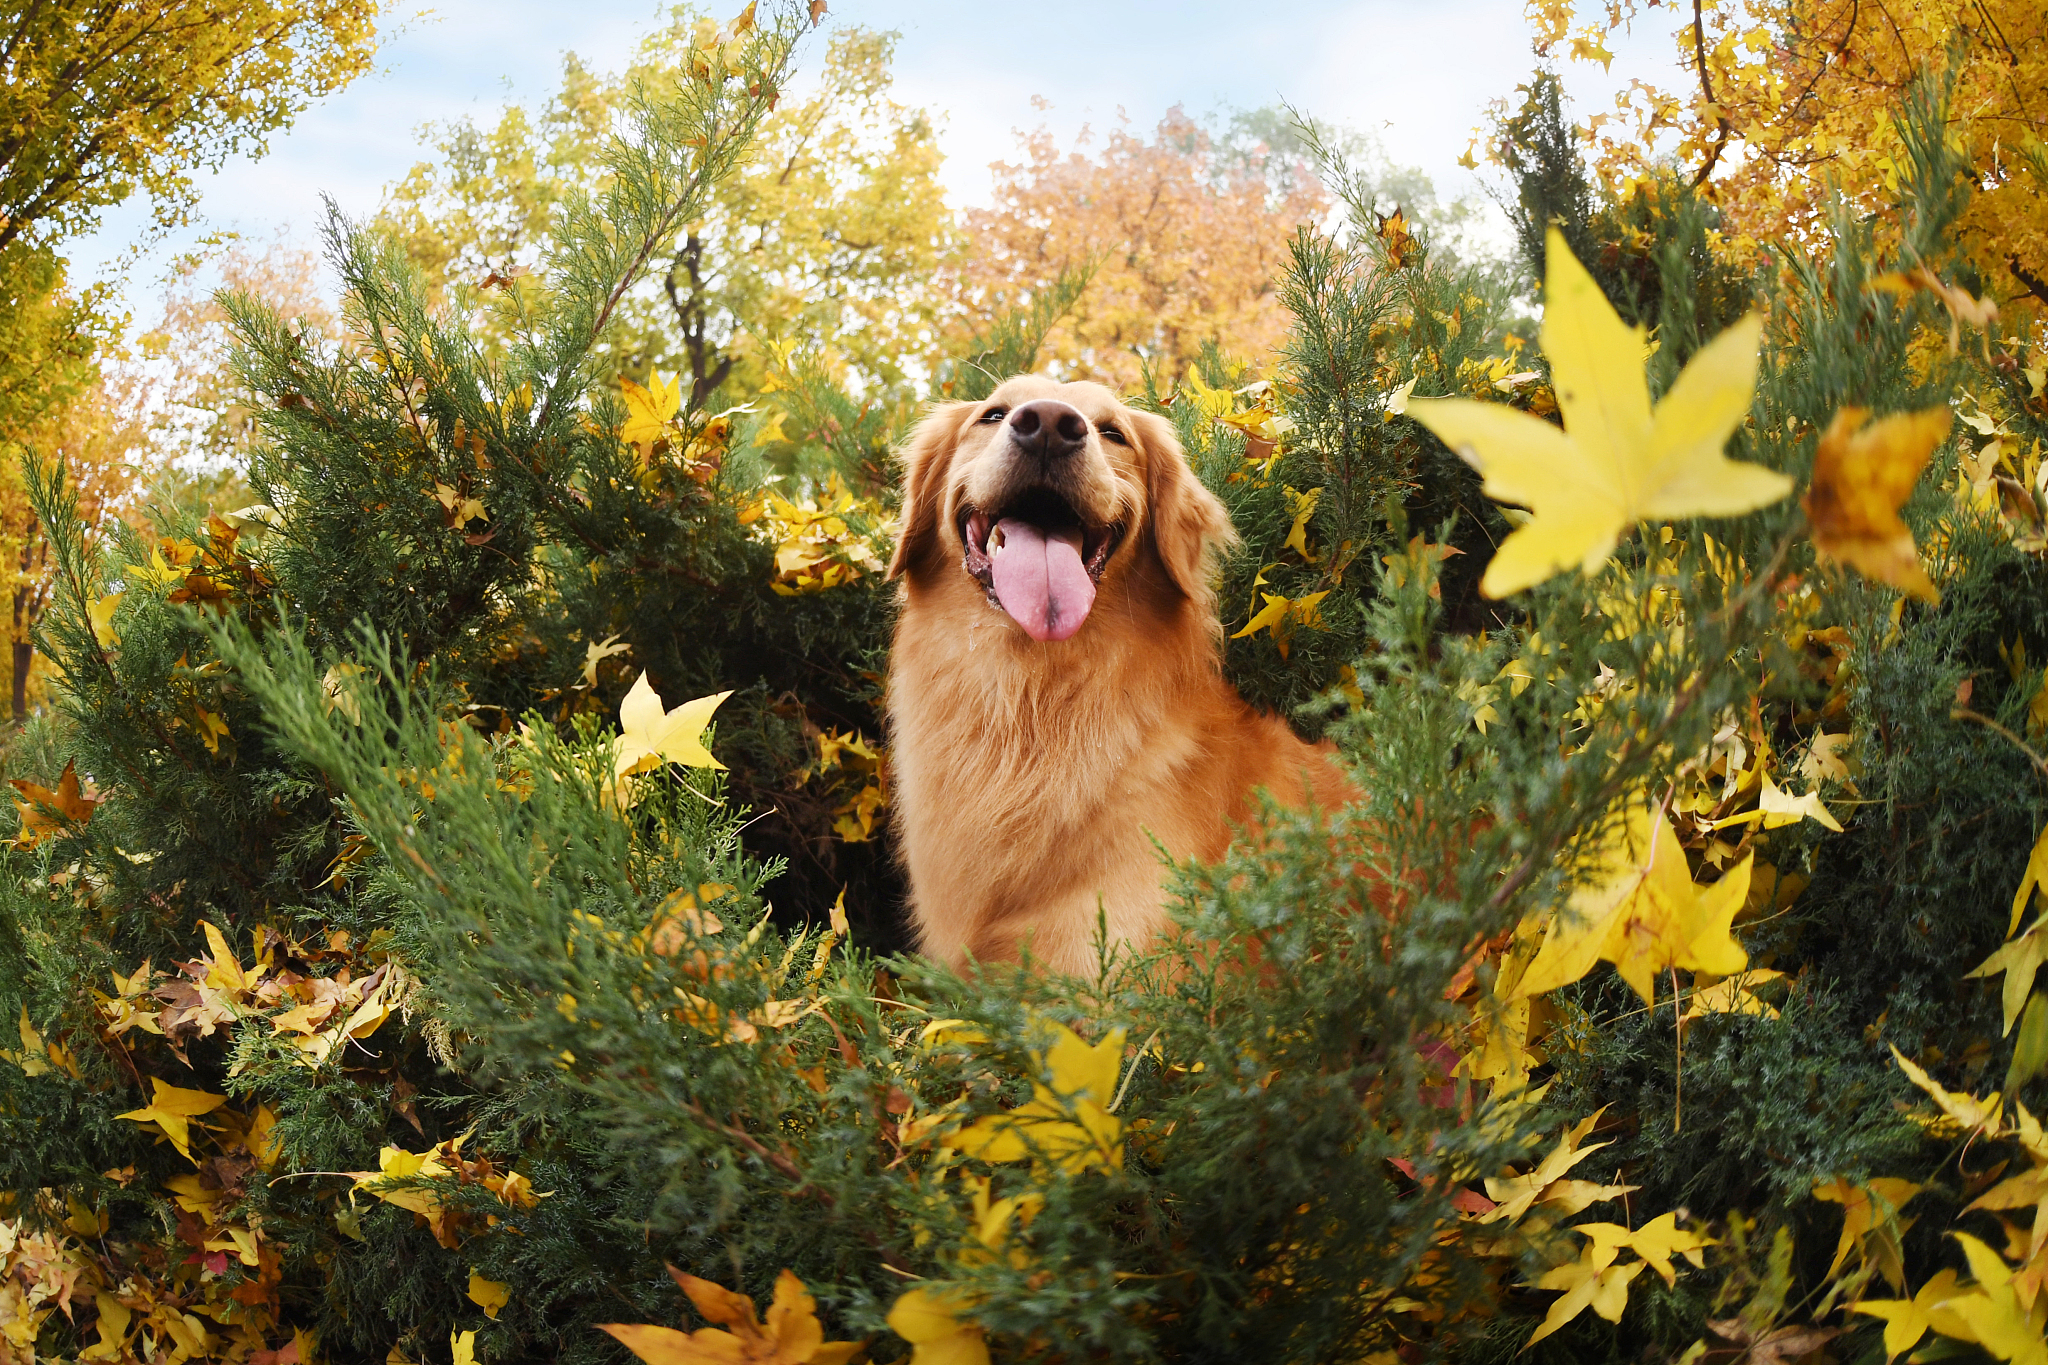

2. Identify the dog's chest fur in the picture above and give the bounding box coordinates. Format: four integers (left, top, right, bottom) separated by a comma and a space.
887, 579, 1280, 974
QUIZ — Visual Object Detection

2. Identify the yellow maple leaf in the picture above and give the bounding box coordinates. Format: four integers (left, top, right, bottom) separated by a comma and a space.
220, 502, 284, 540
1282, 485, 1322, 560
615, 672, 733, 777
1407, 226, 1791, 597
1814, 1177, 1920, 1288
125, 545, 187, 589
1179, 367, 1235, 420
1611, 1211, 1716, 1286
886, 1285, 988, 1365
5, 1006, 78, 1078
115, 1077, 228, 1161
1714, 772, 1843, 833
583, 633, 631, 687
1480, 1109, 1612, 1224
1229, 590, 1330, 660
951, 1023, 1127, 1176
89, 592, 122, 648
2011, 821, 2048, 936
1801, 406, 1950, 603
621, 372, 683, 452
1851, 1268, 1962, 1363
1891, 1045, 2003, 1135
600, 1267, 860, 1365
10, 759, 98, 848
451, 1330, 476, 1365
432, 482, 487, 526
1527, 1255, 1644, 1346
1515, 801, 1750, 1006
1682, 969, 1785, 1026
468, 1269, 509, 1320
192, 707, 230, 755
1966, 914, 2048, 1038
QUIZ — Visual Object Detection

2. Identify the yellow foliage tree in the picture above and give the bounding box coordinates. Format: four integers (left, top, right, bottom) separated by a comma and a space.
137, 235, 338, 473
379, 19, 957, 405
955, 107, 1331, 389
1522, 0, 2048, 317
0, 0, 389, 252
0, 373, 143, 717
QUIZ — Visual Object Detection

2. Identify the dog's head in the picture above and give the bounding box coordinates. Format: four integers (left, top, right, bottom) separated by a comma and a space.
887, 376, 1235, 642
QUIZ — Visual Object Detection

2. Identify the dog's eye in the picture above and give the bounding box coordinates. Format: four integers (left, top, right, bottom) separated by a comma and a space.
978, 406, 1007, 424
1097, 424, 1128, 445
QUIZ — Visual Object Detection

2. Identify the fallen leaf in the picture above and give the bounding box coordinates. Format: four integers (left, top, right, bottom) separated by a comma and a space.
1891, 1045, 2002, 1134
1703, 1318, 1840, 1365
600, 1267, 860, 1364
583, 634, 631, 687
615, 672, 733, 777
1966, 914, 2048, 1036
2011, 821, 2048, 936
1801, 406, 1951, 603
1850, 1269, 1961, 1362
468, 1269, 509, 1320
886, 1285, 987, 1365
90, 592, 123, 648
115, 1078, 228, 1161
11, 760, 99, 847
1514, 801, 1751, 1006
621, 373, 683, 453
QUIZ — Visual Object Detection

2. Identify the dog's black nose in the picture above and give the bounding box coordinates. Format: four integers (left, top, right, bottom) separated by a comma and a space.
1006, 400, 1090, 462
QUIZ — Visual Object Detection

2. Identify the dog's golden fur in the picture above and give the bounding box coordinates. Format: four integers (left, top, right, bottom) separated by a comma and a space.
885, 375, 1351, 976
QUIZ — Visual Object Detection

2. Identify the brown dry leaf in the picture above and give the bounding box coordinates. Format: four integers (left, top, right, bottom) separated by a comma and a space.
1704, 1319, 1839, 1365
1802, 406, 1952, 603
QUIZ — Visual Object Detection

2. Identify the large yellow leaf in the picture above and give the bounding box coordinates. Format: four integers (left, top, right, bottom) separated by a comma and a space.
1407, 227, 1791, 596
886, 1286, 989, 1365
1965, 914, 2048, 1036
615, 672, 733, 776
601, 1268, 860, 1365
1526, 1257, 1645, 1346
2011, 821, 2048, 936
1514, 801, 1750, 1006
1891, 1046, 2003, 1134
950, 1023, 1127, 1176
621, 372, 683, 452
467, 1269, 509, 1320
1802, 406, 1951, 603
1850, 1269, 1960, 1362
115, 1077, 228, 1161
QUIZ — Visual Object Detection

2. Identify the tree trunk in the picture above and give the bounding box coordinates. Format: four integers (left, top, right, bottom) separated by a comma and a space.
12, 638, 30, 720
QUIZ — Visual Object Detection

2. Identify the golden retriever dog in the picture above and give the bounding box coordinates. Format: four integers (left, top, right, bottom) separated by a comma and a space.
885, 375, 1353, 976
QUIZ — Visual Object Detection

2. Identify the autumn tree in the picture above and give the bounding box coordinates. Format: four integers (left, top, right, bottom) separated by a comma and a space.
379, 15, 958, 407
0, 0, 387, 255
0, 0, 388, 716
1521, 0, 2048, 321
954, 107, 1331, 388
137, 235, 339, 476
0, 376, 142, 717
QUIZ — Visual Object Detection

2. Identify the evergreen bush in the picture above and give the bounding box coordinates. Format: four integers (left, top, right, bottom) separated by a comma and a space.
5, 14, 2048, 1365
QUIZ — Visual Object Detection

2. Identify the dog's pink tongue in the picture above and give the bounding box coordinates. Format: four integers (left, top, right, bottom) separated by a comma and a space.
990, 518, 1094, 642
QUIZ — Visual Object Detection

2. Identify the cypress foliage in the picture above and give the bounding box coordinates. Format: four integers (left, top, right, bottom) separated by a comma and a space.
4, 18, 2047, 1365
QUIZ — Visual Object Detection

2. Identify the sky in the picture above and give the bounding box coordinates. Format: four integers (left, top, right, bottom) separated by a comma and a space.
69, 0, 1694, 326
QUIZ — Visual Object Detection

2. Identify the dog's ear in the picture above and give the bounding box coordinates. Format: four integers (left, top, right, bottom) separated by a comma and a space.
887, 401, 974, 581
1135, 410, 1236, 601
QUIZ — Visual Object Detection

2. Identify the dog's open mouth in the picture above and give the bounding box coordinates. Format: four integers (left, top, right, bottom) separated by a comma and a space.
960, 487, 1125, 642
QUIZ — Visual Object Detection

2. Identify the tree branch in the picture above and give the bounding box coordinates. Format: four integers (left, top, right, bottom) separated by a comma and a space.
1690, 0, 1734, 188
